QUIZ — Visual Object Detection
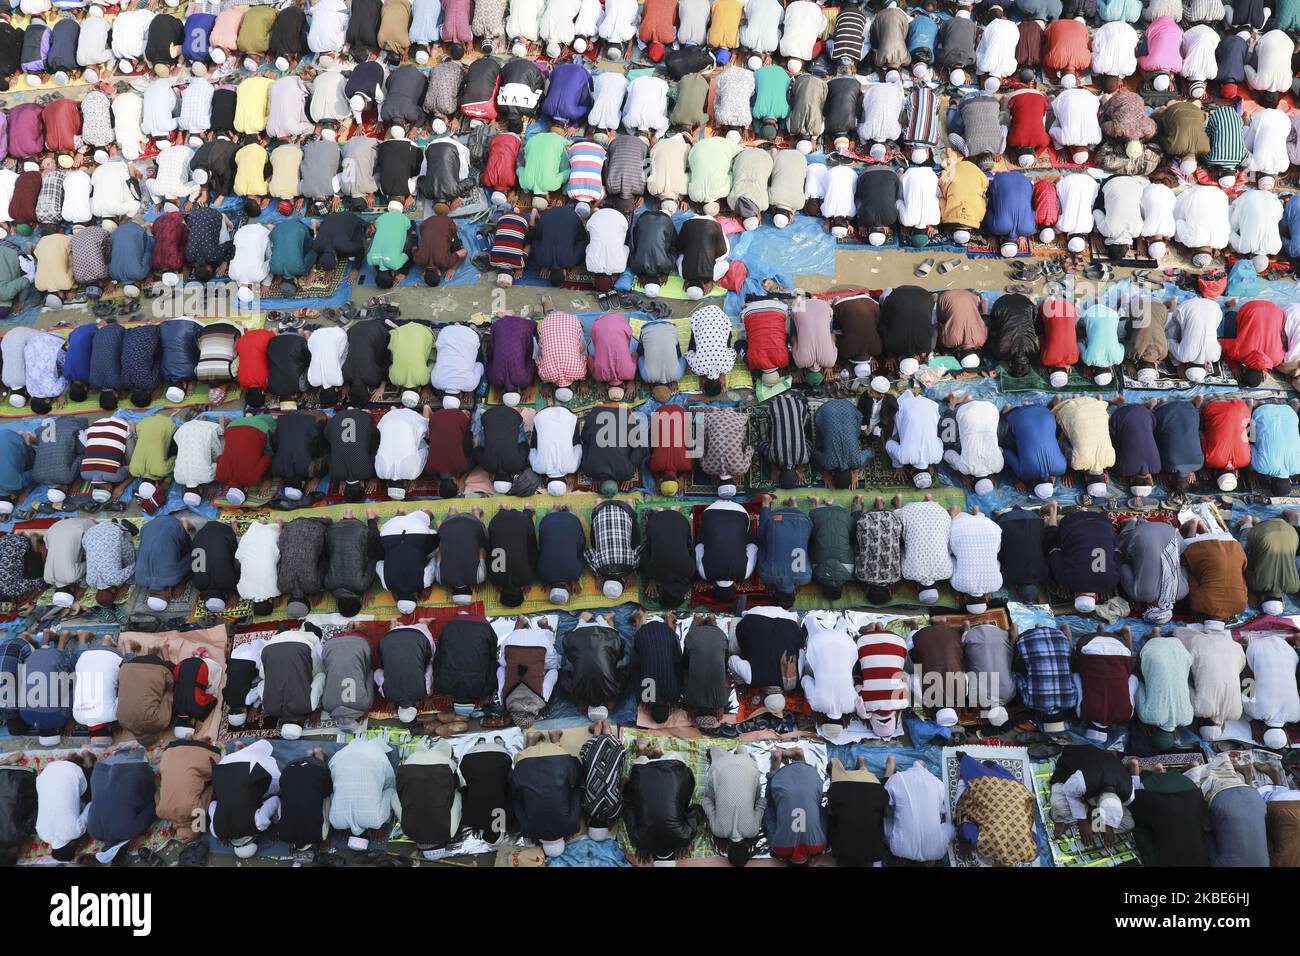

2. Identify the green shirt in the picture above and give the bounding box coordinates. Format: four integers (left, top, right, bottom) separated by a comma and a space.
809, 504, 855, 585
516, 131, 571, 194
753, 65, 792, 121
388, 322, 435, 388
129, 414, 177, 481
367, 211, 411, 272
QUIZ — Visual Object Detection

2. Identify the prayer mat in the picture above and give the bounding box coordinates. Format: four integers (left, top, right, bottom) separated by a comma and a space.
1088, 234, 1156, 269
964, 234, 1029, 258
1120, 358, 1237, 390
1032, 758, 1138, 867
998, 363, 1120, 395
631, 275, 725, 300
939, 743, 1046, 868
273, 261, 351, 300
220, 623, 339, 739
836, 225, 899, 248
125, 581, 198, 629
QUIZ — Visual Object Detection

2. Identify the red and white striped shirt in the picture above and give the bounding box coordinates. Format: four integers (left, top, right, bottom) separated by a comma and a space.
856, 627, 908, 717
80, 416, 132, 482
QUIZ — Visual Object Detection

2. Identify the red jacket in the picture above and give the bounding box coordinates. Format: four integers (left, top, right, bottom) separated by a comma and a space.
1032, 178, 1060, 227
151, 211, 189, 273
1220, 299, 1285, 371
482, 131, 520, 192
1039, 298, 1080, 369
1201, 399, 1252, 471
41, 99, 81, 153
235, 328, 275, 390
1043, 18, 1091, 72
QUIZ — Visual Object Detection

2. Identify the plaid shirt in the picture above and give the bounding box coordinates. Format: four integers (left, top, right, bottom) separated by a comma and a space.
1014, 626, 1078, 714
35, 171, 65, 225
152, 146, 198, 201
536, 310, 587, 388
584, 500, 642, 576
180, 78, 214, 133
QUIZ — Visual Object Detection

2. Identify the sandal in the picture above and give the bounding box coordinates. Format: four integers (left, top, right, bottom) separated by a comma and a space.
938, 258, 964, 274
1004, 284, 1035, 295
913, 258, 936, 277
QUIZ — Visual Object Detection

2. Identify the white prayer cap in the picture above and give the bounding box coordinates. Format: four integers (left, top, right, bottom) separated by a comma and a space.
983, 76, 1000, 93
986, 705, 1009, 727
953, 229, 971, 245
899, 357, 919, 376
349, 94, 367, 111
549, 587, 571, 605
999, 241, 1018, 258
936, 707, 958, 727
1034, 482, 1054, 500
1200, 723, 1223, 741
38, 735, 61, 746
397, 706, 417, 724
1130, 485, 1153, 498
237, 285, 255, 304
910, 147, 929, 165
1067, 236, 1086, 253
748, 55, 763, 70
183, 491, 202, 508
397, 600, 417, 615
547, 479, 567, 496
1179, 157, 1198, 175
192, 169, 208, 185
965, 602, 987, 614
1087, 481, 1109, 498
1136, 366, 1157, 384
415, 48, 430, 65
1185, 365, 1207, 383
717, 483, 738, 498
743, 216, 759, 231
546, 41, 561, 57
950, 68, 966, 86
389, 125, 405, 140
512, 42, 528, 58
1071, 149, 1088, 164
1049, 370, 1069, 388
1264, 728, 1289, 748
0, 501, 12, 516
1152, 73, 1170, 91
387, 200, 404, 213
52, 591, 75, 608
830, 224, 849, 238
21, 161, 38, 173
162, 271, 179, 287
205, 598, 227, 613
913, 63, 929, 79
387, 486, 406, 500
587, 826, 609, 841
1259, 175, 1277, 190
147, 595, 169, 611
787, 58, 802, 74
225, 487, 247, 505
234, 841, 259, 859
8, 394, 25, 409
555, 386, 573, 401
974, 478, 995, 495
1018, 153, 1035, 168
918, 588, 939, 605
1217, 472, 1238, 491
1074, 594, 1096, 613
645, 282, 661, 297
490, 189, 508, 206
452, 592, 472, 605
961, 353, 980, 369
493, 480, 513, 494
869, 143, 887, 161
283, 486, 303, 500
188, 134, 204, 147
226, 712, 247, 727
870, 375, 891, 394
503, 391, 521, 407
1093, 371, 1113, 386
762, 692, 786, 716
243, 57, 259, 71
83, 68, 99, 84
1094, 792, 1123, 829
210, 47, 227, 64
274, 56, 290, 72
1262, 599, 1285, 615
797, 139, 814, 155
686, 286, 704, 300
913, 471, 932, 489
1253, 254, 1271, 273
868, 231, 886, 246
401, 389, 420, 408
573, 38, 588, 53
442, 394, 461, 410
1060, 71, 1076, 88
541, 839, 566, 858
48, 488, 67, 504
602, 580, 624, 599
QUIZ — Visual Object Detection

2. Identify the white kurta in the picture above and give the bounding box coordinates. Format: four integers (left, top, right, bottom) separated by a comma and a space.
1173, 184, 1230, 249
1228, 189, 1284, 256
1179, 24, 1219, 81
1094, 176, 1146, 246
975, 17, 1020, 78
598, 0, 640, 43
897, 166, 940, 229
1140, 182, 1177, 237
1049, 88, 1103, 147
1092, 21, 1139, 76
529, 405, 583, 477
820, 163, 859, 219
1243, 633, 1300, 728
1165, 296, 1224, 364
621, 75, 670, 136
949, 511, 1003, 598
588, 72, 628, 130
1246, 108, 1292, 175
800, 611, 860, 721
375, 407, 430, 481
1056, 172, 1101, 235
779, 0, 826, 60
1246, 30, 1294, 92
429, 323, 486, 393
307, 326, 349, 389
584, 206, 630, 275
942, 399, 1004, 478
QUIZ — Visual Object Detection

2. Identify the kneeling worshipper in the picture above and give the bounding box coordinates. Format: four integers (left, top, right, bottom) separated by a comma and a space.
1184, 751, 1270, 867
729, 605, 803, 729
1237, 512, 1300, 616
1129, 757, 1211, 866
623, 740, 702, 865
1045, 506, 1120, 615
209, 739, 281, 859
329, 736, 397, 853
378, 621, 437, 726
1048, 744, 1135, 847
259, 626, 325, 740
560, 610, 630, 723
85, 752, 157, 864
953, 752, 1038, 866
510, 730, 583, 860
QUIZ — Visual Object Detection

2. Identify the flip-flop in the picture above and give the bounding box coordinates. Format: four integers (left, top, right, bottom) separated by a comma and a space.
913, 258, 936, 277
938, 258, 964, 274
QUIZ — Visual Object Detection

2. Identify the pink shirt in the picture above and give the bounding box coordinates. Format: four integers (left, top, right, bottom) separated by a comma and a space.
590, 312, 637, 386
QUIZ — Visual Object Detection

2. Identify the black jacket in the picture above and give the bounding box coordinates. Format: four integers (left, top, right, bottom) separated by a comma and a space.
623, 759, 701, 857
431, 616, 497, 702
325, 409, 380, 482
379, 627, 433, 708
0, 766, 36, 849
560, 624, 629, 711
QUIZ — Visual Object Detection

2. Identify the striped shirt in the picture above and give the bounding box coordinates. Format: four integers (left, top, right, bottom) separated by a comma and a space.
80, 416, 132, 482
565, 140, 607, 205
904, 86, 941, 148
764, 392, 810, 469
488, 212, 530, 271
856, 627, 908, 717
195, 323, 240, 383
831, 7, 867, 61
